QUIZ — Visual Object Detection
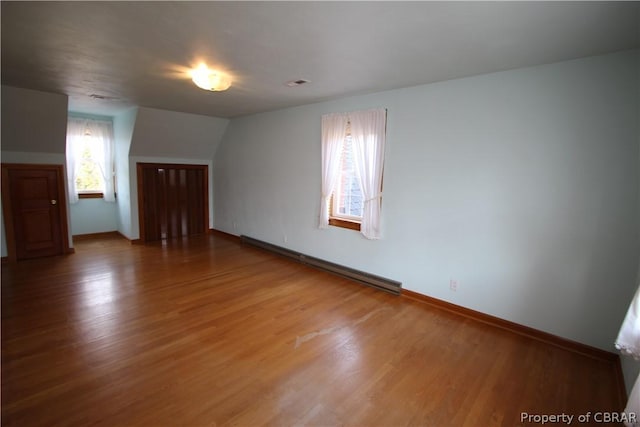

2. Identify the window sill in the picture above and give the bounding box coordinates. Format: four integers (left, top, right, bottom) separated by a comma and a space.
78, 192, 104, 199
329, 217, 361, 231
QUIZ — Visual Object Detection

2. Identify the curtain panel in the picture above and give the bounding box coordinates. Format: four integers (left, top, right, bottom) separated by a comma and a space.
319, 113, 348, 228
617, 283, 640, 359
615, 282, 640, 426
350, 108, 386, 239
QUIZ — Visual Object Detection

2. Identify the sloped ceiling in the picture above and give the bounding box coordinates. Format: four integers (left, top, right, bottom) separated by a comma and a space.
129, 107, 229, 159
2, 2, 639, 118
1, 86, 68, 153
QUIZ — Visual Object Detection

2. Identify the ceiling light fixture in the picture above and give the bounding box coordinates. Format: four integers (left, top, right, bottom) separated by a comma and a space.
191, 64, 232, 92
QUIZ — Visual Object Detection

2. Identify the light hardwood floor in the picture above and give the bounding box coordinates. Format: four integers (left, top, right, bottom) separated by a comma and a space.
1, 233, 624, 426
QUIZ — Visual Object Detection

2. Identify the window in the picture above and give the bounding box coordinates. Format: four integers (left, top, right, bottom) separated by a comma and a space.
66, 117, 115, 203
320, 108, 387, 239
329, 133, 364, 230
75, 136, 106, 195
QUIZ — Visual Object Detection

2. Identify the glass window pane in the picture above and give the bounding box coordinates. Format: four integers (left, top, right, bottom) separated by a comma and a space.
334, 136, 363, 219
75, 136, 105, 192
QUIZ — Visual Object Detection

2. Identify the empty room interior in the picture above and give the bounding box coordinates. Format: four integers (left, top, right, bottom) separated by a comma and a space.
1, 2, 639, 426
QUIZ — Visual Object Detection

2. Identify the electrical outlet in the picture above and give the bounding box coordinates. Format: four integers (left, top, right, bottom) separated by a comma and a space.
283, 235, 288, 243
449, 279, 458, 292
233, 221, 237, 230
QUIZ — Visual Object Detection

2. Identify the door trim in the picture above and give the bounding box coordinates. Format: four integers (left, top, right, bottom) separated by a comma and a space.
1, 163, 72, 262
136, 163, 209, 244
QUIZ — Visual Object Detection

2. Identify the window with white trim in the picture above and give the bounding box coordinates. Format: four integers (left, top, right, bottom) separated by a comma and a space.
319, 108, 387, 238
65, 116, 115, 203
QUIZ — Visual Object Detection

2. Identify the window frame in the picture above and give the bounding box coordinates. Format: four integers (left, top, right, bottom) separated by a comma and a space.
78, 192, 104, 199
66, 115, 116, 203
320, 108, 386, 238
76, 171, 116, 200
329, 195, 361, 231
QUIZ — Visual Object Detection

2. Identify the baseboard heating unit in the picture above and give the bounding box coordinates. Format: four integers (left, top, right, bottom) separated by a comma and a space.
240, 235, 402, 295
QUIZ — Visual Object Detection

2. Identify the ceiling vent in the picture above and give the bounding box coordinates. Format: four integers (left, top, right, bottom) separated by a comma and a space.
89, 94, 119, 100
285, 79, 310, 87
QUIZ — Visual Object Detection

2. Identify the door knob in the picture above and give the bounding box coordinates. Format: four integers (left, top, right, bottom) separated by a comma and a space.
51, 200, 57, 205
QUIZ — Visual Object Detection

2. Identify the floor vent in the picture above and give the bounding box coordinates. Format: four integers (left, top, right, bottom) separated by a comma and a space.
240, 235, 401, 295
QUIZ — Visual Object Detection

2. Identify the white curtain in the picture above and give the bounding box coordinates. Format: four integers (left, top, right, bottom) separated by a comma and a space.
617, 283, 640, 359
89, 119, 115, 203
319, 113, 348, 228
616, 282, 640, 426
65, 118, 85, 204
65, 117, 115, 203
624, 379, 640, 427
350, 108, 386, 239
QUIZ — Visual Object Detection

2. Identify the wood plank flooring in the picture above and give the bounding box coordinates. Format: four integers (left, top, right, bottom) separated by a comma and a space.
1, 233, 624, 426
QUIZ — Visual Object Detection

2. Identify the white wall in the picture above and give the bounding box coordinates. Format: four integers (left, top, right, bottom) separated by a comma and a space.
214, 50, 640, 354
113, 108, 138, 239
69, 198, 118, 235
1, 86, 71, 256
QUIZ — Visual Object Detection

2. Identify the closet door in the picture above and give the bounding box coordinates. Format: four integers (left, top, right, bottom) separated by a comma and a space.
137, 163, 208, 243
185, 168, 205, 236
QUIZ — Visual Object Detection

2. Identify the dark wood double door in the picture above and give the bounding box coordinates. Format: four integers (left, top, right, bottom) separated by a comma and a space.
137, 163, 208, 242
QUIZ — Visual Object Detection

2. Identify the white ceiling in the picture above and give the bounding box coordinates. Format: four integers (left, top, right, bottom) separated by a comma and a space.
2, 1, 639, 118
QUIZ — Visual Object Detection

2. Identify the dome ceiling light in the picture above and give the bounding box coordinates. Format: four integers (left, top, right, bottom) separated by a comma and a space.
191, 64, 232, 92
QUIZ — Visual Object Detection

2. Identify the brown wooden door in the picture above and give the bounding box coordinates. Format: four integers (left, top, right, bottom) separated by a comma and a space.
138, 164, 208, 242
2, 165, 69, 260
